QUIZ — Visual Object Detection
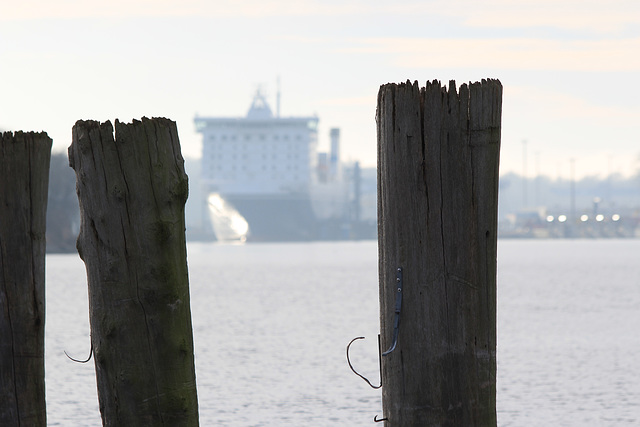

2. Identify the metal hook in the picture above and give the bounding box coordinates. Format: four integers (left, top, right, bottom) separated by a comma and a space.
346, 336, 382, 389
64, 340, 93, 363
347, 266, 403, 425
382, 267, 403, 356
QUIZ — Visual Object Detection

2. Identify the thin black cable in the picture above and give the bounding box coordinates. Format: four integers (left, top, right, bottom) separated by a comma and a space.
346, 336, 381, 389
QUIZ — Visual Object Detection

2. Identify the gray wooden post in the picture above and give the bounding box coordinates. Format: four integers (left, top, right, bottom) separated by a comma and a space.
377, 79, 502, 426
68, 118, 199, 426
0, 131, 52, 427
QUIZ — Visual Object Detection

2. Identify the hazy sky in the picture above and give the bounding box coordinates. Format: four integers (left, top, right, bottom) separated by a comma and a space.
2, 0, 639, 178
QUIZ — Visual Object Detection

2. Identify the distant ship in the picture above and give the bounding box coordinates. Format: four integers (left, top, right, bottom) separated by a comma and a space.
194, 89, 327, 241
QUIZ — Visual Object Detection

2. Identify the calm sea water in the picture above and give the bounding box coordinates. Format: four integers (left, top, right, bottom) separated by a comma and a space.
44, 240, 640, 426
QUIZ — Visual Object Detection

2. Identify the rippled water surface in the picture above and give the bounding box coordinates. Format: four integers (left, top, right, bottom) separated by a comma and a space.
497, 239, 640, 425
45, 240, 640, 425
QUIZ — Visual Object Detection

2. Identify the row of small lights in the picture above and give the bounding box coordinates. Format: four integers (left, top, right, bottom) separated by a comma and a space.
546, 214, 621, 223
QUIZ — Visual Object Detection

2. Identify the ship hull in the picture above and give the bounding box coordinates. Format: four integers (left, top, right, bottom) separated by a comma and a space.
217, 193, 318, 242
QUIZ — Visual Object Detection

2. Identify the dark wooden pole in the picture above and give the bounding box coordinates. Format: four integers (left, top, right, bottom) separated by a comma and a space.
0, 131, 52, 427
377, 79, 502, 426
68, 118, 199, 426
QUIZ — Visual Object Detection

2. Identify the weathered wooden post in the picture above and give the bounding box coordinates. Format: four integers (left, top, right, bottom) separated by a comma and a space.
377, 79, 502, 425
68, 118, 199, 426
0, 131, 52, 426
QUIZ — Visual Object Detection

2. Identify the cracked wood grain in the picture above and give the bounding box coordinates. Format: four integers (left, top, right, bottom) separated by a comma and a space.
377, 79, 501, 426
68, 118, 198, 427
0, 130, 51, 427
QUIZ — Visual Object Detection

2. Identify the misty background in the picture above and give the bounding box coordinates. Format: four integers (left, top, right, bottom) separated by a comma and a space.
45, 150, 640, 251
2, 0, 640, 179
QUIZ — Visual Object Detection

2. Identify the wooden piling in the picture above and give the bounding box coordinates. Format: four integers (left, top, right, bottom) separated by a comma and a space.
68, 118, 199, 426
0, 131, 52, 427
377, 80, 502, 426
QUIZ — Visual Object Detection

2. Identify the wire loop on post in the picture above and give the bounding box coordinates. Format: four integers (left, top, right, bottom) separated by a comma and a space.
64, 341, 93, 363
346, 336, 382, 389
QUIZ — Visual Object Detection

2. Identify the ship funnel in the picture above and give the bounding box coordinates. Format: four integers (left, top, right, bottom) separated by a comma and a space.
330, 128, 341, 181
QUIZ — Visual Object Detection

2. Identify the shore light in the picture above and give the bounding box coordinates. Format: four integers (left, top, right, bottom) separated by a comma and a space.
612, 214, 621, 222
558, 215, 567, 223
580, 215, 589, 222
546, 215, 554, 222
596, 214, 604, 222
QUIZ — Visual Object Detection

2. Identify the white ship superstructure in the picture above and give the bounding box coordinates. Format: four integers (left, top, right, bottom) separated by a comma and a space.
194, 90, 320, 241
195, 90, 318, 197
